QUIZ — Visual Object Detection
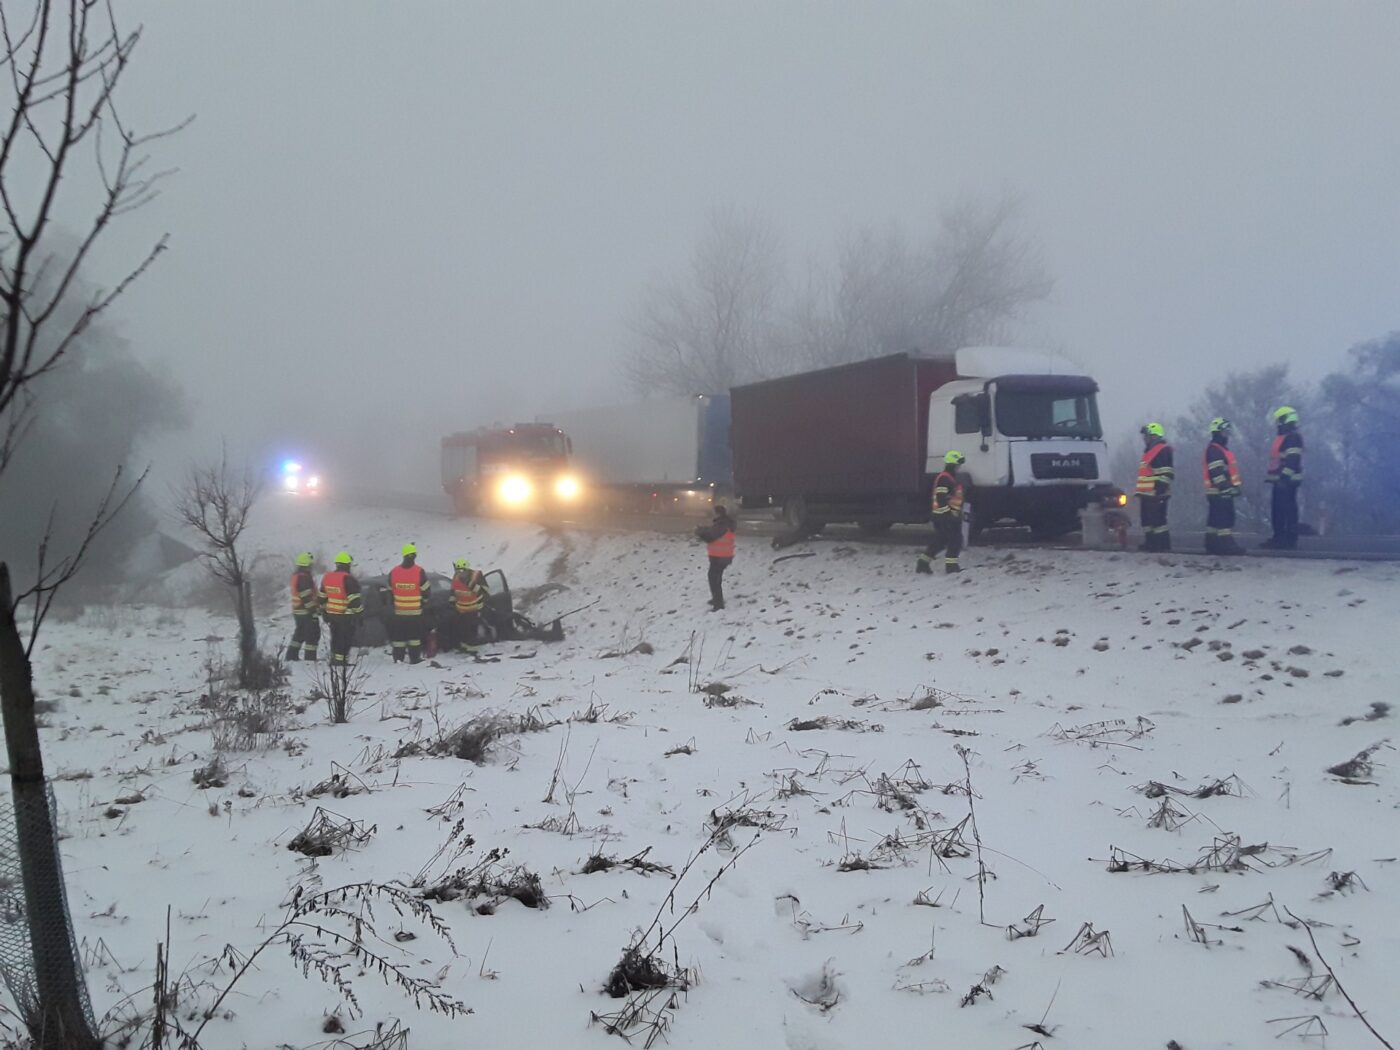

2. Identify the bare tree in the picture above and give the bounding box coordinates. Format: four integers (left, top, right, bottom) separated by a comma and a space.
175, 454, 270, 688
625, 206, 783, 395
0, 2, 183, 1045
793, 195, 1053, 369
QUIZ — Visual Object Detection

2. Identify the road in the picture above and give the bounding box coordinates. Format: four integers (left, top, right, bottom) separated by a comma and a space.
331, 486, 1400, 562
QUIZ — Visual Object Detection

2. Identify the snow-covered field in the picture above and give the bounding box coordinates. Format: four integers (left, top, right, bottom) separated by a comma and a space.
27, 497, 1400, 1048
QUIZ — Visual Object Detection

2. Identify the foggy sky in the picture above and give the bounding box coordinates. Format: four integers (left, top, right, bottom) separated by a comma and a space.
77, 2, 1400, 492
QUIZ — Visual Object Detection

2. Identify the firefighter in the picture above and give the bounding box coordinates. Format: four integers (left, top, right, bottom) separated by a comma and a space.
916, 451, 965, 574
1134, 423, 1174, 551
388, 542, 431, 664
286, 551, 321, 661
449, 558, 489, 653
1262, 406, 1304, 550
1203, 418, 1245, 555
320, 552, 363, 665
695, 505, 736, 610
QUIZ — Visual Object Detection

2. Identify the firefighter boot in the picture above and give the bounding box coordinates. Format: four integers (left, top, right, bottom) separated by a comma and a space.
408, 645, 423, 665
915, 555, 933, 575
392, 647, 405, 663
285, 645, 300, 662
945, 561, 961, 574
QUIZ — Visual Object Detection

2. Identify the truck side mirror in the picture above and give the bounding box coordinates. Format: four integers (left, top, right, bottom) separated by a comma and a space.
976, 393, 991, 449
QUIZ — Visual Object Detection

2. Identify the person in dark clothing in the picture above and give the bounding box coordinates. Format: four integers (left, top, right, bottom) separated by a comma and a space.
1262, 406, 1304, 550
916, 451, 965, 574
695, 505, 736, 610
1134, 423, 1174, 551
320, 551, 364, 664
286, 551, 321, 661
1203, 418, 1245, 555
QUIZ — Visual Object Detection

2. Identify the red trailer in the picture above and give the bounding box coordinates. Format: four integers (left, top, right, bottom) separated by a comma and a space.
730, 354, 958, 534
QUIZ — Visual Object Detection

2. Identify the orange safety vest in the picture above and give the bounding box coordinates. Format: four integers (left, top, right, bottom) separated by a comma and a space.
290, 569, 319, 614
1136, 442, 1170, 496
451, 571, 485, 613
1203, 442, 1242, 495
389, 564, 427, 614
931, 470, 964, 515
707, 529, 736, 559
321, 571, 354, 615
1267, 434, 1285, 476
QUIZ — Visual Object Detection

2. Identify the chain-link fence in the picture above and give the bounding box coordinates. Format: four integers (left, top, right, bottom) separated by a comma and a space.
0, 782, 96, 1031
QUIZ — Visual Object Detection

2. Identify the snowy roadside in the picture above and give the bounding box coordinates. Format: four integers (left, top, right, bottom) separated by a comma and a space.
20, 495, 1400, 1049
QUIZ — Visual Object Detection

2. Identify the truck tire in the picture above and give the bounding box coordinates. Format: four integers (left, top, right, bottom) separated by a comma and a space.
781, 497, 811, 532
857, 520, 894, 536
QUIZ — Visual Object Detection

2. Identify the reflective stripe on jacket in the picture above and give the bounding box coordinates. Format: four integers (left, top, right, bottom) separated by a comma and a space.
1136, 441, 1174, 496
291, 569, 319, 615
932, 470, 964, 515
452, 570, 486, 613
320, 571, 362, 616
389, 564, 429, 614
1203, 442, 1242, 496
707, 530, 736, 559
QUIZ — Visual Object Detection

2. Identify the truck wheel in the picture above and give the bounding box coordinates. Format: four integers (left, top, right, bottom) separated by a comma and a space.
781, 497, 810, 532
857, 520, 894, 536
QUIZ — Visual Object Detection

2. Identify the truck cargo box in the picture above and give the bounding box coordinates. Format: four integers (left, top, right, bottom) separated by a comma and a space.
730, 354, 957, 513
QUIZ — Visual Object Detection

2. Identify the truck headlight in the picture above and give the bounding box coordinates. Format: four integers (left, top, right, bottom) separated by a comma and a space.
553, 475, 582, 501
498, 474, 533, 505
283, 475, 299, 491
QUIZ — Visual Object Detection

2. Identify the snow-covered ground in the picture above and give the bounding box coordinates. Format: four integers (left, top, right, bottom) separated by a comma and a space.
26, 496, 1400, 1048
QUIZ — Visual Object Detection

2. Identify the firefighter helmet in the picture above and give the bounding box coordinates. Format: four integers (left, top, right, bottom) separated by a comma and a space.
401, 542, 418, 557
335, 551, 353, 565
1209, 417, 1232, 434
1273, 406, 1299, 425
294, 551, 313, 567
944, 450, 966, 466
1141, 422, 1165, 438
453, 558, 470, 571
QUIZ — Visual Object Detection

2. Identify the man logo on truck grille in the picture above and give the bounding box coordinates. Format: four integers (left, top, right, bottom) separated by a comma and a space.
1030, 452, 1098, 480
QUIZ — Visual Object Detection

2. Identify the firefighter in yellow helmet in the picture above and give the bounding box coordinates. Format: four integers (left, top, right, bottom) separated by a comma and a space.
448, 558, 489, 653
1134, 423, 1174, 551
387, 542, 431, 664
320, 552, 363, 665
286, 551, 321, 661
1203, 418, 1245, 556
1262, 406, 1304, 550
916, 451, 965, 575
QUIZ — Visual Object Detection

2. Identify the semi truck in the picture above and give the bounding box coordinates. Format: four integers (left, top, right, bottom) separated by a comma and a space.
730, 348, 1120, 538
440, 423, 583, 517
545, 395, 732, 515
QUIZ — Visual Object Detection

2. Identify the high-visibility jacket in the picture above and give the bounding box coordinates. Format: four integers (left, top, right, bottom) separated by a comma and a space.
707, 529, 736, 559
931, 470, 964, 516
320, 571, 363, 616
451, 570, 487, 613
290, 569, 320, 615
389, 563, 429, 615
1266, 429, 1304, 484
1203, 442, 1242, 496
1136, 441, 1175, 497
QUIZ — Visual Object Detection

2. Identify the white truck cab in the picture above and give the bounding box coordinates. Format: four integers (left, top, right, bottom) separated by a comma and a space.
926, 347, 1115, 537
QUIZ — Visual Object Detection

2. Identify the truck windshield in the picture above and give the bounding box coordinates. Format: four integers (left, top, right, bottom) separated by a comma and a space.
995, 389, 1102, 439
506, 433, 568, 458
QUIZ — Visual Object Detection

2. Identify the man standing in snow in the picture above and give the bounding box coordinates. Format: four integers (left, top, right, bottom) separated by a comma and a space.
1262, 406, 1304, 550
1203, 418, 1245, 555
286, 551, 321, 661
695, 505, 736, 611
388, 542, 431, 664
916, 451, 965, 574
448, 558, 489, 653
320, 552, 363, 665
1134, 423, 1174, 551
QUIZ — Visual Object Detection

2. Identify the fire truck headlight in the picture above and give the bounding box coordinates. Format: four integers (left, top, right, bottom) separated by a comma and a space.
553, 475, 582, 501
283, 474, 299, 491
498, 474, 533, 505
